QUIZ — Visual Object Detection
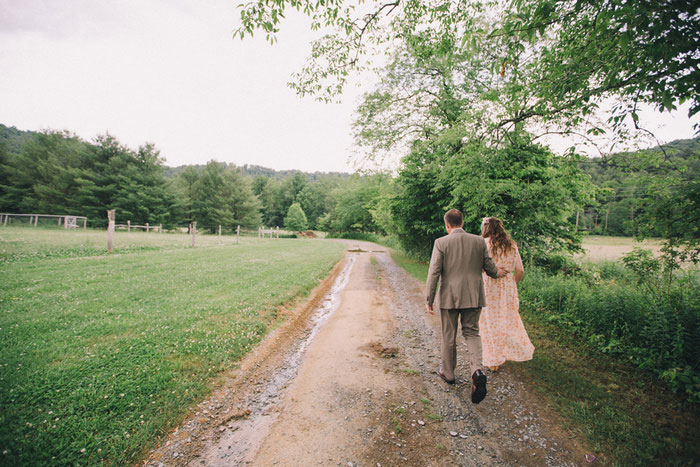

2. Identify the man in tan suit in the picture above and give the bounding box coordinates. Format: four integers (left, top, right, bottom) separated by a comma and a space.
425, 209, 504, 403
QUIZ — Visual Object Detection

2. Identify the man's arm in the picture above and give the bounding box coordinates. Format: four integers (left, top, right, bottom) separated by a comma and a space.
481, 239, 501, 278
425, 241, 443, 312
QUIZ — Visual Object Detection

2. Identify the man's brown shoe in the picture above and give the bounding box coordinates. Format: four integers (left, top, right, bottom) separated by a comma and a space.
471, 369, 487, 403
438, 371, 455, 385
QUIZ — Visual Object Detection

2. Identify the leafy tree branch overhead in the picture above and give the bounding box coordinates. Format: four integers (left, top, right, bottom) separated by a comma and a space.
234, 0, 699, 138
233, 0, 485, 103
495, 0, 700, 132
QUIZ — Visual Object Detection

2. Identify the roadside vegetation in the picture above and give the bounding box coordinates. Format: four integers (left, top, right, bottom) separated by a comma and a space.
388, 236, 700, 465
0, 228, 345, 465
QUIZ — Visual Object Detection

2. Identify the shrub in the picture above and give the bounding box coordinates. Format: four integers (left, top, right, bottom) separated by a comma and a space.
324, 232, 401, 250
284, 203, 308, 231
532, 253, 581, 275
520, 263, 700, 401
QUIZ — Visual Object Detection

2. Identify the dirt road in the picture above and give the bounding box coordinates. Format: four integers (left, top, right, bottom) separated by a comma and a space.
144, 243, 591, 466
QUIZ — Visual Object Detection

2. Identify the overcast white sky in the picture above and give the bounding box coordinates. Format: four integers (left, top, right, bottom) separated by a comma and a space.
0, 0, 697, 173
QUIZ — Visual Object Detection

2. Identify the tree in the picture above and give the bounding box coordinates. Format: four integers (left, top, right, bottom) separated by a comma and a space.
251, 175, 268, 196
296, 178, 338, 229
236, 0, 699, 145
258, 178, 287, 227
635, 156, 700, 266
321, 175, 385, 234
282, 172, 308, 204
0, 131, 89, 215
495, 0, 700, 133
234, 0, 489, 103
0, 141, 9, 211
69, 135, 177, 227
284, 202, 308, 231
172, 166, 201, 225
391, 131, 594, 260
109, 143, 176, 227
185, 161, 262, 231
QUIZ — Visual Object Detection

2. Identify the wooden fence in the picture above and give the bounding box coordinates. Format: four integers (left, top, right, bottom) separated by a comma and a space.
185, 224, 242, 248
0, 213, 87, 229
258, 226, 279, 239
114, 220, 162, 232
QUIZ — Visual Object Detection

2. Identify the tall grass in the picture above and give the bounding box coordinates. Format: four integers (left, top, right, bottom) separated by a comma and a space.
0, 227, 346, 465
519, 262, 700, 400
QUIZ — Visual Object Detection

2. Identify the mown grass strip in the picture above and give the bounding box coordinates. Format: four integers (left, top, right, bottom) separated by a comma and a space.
0, 229, 345, 465
514, 309, 700, 465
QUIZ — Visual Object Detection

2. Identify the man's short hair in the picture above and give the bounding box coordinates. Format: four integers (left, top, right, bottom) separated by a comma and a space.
444, 209, 464, 227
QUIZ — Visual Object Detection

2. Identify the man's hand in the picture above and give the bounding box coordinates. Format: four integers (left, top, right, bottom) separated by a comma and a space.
425, 303, 435, 315
497, 268, 509, 278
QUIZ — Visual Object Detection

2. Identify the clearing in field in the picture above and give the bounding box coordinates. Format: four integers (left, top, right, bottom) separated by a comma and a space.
577, 235, 663, 262
0, 227, 345, 465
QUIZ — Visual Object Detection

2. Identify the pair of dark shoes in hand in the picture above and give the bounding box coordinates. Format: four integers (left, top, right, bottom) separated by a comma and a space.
438, 369, 487, 404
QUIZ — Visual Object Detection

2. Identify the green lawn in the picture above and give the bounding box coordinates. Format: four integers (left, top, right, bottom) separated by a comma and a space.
0, 227, 346, 465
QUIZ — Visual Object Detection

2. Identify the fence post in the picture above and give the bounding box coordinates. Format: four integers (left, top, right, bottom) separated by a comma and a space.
64, 216, 68, 230
604, 205, 610, 233
57, 217, 61, 226
83, 218, 87, 230
159, 224, 162, 233
107, 210, 115, 253
237, 225, 240, 244
191, 222, 196, 247
146, 222, 150, 233
127, 220, 131, 232
218, 225, 221, 237
276, 226, 279, 239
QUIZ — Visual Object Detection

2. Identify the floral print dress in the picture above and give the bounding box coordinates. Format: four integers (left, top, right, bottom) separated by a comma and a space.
480, 238, 534, 367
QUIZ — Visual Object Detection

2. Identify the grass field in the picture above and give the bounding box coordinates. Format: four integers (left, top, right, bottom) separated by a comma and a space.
576, 235, 663, 262
0, 227, 346, 465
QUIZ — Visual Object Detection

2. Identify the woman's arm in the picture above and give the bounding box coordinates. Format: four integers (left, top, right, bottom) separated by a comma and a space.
514, 246, 524, 284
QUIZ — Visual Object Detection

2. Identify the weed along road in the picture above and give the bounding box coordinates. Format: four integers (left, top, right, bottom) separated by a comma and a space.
145, 242, 590, 466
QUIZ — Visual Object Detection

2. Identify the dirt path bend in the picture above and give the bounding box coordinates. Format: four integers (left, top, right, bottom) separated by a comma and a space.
144, 243, 591, 466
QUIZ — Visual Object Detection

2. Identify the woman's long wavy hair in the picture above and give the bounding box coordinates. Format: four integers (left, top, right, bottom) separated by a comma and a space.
481, 217, 515, 257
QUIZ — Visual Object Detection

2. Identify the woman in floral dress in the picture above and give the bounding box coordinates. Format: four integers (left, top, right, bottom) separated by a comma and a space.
479, 217, 534, 371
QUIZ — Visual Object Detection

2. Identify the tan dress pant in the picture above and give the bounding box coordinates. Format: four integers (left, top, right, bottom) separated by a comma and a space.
440, 307, 482, 380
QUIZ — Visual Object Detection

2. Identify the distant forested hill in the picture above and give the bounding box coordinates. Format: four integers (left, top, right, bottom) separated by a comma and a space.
165, 163, 350, 181
0, 124, 35, 154
576, 137, 700, 235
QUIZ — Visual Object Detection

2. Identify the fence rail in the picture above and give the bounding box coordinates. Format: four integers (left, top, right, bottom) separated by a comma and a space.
114, 220, 163, 232
258, 226, 279, 239
0, 213, 87, 229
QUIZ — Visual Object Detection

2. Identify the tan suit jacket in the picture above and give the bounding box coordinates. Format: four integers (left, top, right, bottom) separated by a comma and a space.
425, 228, 499, 309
